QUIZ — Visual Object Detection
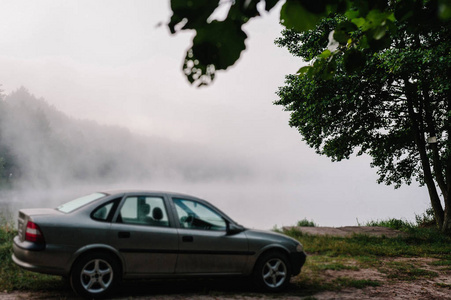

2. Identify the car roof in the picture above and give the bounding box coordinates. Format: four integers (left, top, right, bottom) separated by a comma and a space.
100, 190, 203, 200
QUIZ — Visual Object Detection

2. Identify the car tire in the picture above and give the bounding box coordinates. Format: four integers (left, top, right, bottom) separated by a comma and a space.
253, 251, 291, 292
70, 252, 121, 299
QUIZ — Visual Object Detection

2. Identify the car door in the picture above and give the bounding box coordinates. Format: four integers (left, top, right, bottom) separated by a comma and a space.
172, 198, 249, 274
110, 195, 179, 274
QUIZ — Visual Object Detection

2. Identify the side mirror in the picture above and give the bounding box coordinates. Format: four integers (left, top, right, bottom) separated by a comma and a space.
226, 221, 245, 235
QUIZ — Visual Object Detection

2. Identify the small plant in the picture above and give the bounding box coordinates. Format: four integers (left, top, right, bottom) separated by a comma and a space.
365, 218, 414, 230
297, 218, 317, 227
415, 207, 436, 228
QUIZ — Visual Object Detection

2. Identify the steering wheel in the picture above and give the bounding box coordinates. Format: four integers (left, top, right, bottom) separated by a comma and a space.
181, 214, 195, 228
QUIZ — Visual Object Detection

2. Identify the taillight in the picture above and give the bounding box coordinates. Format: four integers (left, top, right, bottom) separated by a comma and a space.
25, 221, 45, 244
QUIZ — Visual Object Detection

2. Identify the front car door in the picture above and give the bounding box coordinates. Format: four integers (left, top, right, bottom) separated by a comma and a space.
110, 194, 178, 275
171, 197, 249, 274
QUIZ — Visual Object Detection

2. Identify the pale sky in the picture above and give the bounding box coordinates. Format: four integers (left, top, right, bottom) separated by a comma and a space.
0, 0, 431, 228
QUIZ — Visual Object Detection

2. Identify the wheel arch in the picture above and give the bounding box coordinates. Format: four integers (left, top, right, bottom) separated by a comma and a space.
251, 245, 292, 292
68, 244, 125, 276
252, 245, 291, 273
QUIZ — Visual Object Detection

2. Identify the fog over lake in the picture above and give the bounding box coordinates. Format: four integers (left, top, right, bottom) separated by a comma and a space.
0, 0, 430, 229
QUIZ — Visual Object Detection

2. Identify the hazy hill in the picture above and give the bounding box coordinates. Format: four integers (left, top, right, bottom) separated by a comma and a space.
0, 87, 250, 189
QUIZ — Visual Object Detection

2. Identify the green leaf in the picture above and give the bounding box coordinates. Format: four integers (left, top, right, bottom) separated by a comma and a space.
169, 0, 220, 33
343, 49, 365, 73
319, 49, 332, 59
361, 9, 388, 31
183, 19, 247, 85
297, 66, 311, 75
280, 0, 324, 32
439, 0, 451, 19
368, 34, 392, 50
373, 25, 387, 40
334, 21, 357, 45
345, 8, 360, 20
351, 17, 366, 28
322, 57, 337, 80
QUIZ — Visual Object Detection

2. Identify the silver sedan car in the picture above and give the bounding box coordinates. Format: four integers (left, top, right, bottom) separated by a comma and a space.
12, 191, 306, 298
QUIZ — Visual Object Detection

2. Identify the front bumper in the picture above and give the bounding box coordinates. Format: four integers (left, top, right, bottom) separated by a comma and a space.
290, 251, 307, 276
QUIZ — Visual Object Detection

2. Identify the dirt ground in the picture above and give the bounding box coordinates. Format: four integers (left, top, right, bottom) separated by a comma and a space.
305, 257, 451, 300
2, 266, 450, 300
283, 225, 408, 238
1, 227, 450, 299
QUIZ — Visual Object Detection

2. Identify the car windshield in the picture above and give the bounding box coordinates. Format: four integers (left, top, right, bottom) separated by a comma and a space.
57, 193, 107, 213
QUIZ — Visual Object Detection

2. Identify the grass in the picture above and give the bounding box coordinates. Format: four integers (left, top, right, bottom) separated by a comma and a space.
282, 225, 451, 257
280, 218, 451, 297
332, 277, 381, 288
365, 218, 414, 230
0, 218, 65, 293
435, 283, 451, 289
382, 261, 439, 280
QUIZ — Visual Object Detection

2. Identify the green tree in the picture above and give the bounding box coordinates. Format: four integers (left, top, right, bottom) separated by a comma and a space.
168, 0, 450, 86
275, 10, 451, 232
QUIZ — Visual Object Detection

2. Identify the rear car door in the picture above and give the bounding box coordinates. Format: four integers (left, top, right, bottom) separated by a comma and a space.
172, 198, 249, 274
110, 195, 178, 274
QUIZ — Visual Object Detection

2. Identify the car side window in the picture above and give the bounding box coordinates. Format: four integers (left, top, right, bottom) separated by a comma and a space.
173, 198, 226, 231
91, 198, 121, 222
118, 196, 169, 227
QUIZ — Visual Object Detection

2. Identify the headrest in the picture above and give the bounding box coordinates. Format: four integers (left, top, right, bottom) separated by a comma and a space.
153, 207, 163, 220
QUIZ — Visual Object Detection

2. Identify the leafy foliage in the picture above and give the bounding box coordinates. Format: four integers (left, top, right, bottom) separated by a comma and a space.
275, 9, 451, 232
168, 0, 451, 86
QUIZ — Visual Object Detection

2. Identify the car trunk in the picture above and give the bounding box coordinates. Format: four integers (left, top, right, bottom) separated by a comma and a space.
17, 208, 62, 242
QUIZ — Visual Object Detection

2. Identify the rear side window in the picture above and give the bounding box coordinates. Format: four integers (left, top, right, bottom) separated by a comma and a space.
91, 198, 121, 222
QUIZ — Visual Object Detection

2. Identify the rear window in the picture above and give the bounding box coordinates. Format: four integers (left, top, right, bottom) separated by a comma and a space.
57, 193, 107, 213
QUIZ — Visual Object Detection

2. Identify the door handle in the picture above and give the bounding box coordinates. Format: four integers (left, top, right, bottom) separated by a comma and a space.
118, 231, 130, 238
182, 236, 193, 242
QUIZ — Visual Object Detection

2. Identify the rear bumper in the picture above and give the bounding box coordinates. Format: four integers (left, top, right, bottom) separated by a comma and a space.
12, 236, 68, 276
290, 251, 307, 276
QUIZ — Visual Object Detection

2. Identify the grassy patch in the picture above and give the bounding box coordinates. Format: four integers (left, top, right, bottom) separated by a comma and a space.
381, 262, 439, 280
0, 223, 65, 292
435, 283, 451, 289
283, 221, 451, 297
332, 277, 381, 289
307, 256, 360, 272
284, 227, 451, 258
428, 259, 451, 266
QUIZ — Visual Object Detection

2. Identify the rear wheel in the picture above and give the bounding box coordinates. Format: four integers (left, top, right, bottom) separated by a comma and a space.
70, 252, 120, 299
253, 251, 291, 292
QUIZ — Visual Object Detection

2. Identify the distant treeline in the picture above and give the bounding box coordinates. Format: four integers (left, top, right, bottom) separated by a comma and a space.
0, 87, 248, 189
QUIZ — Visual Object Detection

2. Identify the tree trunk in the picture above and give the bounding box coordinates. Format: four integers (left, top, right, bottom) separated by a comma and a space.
404, 78, 445, 229
442, 194, 451, 233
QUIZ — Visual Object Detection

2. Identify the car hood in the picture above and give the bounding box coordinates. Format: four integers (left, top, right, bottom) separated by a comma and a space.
245, 228, 301, 245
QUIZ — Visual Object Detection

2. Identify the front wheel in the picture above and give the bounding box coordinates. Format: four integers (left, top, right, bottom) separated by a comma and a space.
253, 251, 291, 292
70, 252, 120, 299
